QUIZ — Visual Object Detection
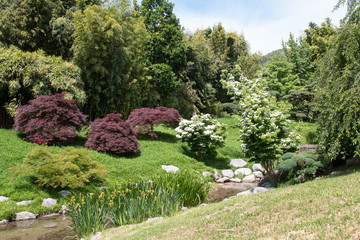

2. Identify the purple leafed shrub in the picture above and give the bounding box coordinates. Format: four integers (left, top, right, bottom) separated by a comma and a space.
14, 93, 87, 145
85, 113, 140, 155
127, 107, 181, 138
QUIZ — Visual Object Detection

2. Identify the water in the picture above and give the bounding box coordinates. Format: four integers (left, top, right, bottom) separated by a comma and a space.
0, 214, 76, 240
1, 183, 257, 239
207, 182, 258, 203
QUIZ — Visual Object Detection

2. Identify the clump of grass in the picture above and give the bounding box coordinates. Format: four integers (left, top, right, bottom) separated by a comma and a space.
154, 170, 211, 207
108, 180, 180, 226
67, 192, 109, 239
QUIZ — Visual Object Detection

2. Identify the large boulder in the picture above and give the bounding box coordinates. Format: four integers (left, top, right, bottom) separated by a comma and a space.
161, 165, 179, 174
42, 198, 57, 208
221, 169, 235, 178
214, 170, 222, 180
235, 168, 252, 176
252, 164, 264, 172
253, 171, 264, 179
229, 159, 247, 168
242, 174, 256, 183
16, 212, 36, 221
252, 187, 269, 194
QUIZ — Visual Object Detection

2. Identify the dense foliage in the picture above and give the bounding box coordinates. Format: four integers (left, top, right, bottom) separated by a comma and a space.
0, 46, 85, 126
11, 146, 108, 189
73, 3, 150, 119
277, 151, 326, 184
315, 22, 360, 161
14, 93, 87, 145
175, 114, 226, 161
128, 106, 181, 138
85, 113, 140, 155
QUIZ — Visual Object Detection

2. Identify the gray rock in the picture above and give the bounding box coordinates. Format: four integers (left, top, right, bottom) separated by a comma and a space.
202, 171, 212, 177
58, 190, 72, 197
16, 211, 36, 221
252, 164, 264, 172
253, 187, 269, 194
215, 177, 230, 183
229, 178, 242, 183
42, 198, 57, 208
146, 217, 163, 223
161, 165, 179, 174
97, 186, 108, 191
0, 219, 8, 225
237, 190, 253, 195
234, 168, 252, 176
91, 232, 102, 240
229, 159, 247, 168
221, 169, 234, 178
260, 182, 272, 188
0, 196, 9, 202
181, 207, 188, 211
16, 200, 34, 206
253, 171, 264, 179
242, 174, 256, 183
214, 170, 222, 180
61, 205, 69, 214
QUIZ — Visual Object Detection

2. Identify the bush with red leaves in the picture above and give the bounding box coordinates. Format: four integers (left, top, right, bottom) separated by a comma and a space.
85, 113, 140, 155
14, 93, 87, 145
127, 107, 181, 138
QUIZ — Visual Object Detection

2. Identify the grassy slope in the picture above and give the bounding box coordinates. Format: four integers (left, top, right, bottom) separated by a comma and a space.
0, 118, 243, 219
102, 170, 360, 240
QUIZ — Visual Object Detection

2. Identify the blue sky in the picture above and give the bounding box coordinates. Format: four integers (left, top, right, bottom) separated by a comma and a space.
167, 0, 347, 54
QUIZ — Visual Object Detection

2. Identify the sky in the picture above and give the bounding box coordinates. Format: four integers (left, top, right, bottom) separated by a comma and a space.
168, 0, 347, 55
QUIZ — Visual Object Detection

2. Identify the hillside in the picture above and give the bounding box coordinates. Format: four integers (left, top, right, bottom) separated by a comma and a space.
101, 169, 360, 240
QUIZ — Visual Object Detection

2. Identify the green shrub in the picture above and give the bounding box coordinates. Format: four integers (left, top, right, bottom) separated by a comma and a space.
11, 146, 108, 189
154, 170, 210, 207
277, 150, 326, 184
305, 130, 318, 144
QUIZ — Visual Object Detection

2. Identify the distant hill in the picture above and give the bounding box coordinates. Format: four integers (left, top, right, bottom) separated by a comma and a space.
261, 49, 285, 65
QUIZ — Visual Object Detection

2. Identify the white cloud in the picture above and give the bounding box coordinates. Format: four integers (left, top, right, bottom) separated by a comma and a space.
174, 0, 347, 55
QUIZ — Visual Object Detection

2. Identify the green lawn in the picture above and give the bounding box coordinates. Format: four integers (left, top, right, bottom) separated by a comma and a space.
0, 118, 244, 219
0, 118, 318, 220
101, 169, 360, 240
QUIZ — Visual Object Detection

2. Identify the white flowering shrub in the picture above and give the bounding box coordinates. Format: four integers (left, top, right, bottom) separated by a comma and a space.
221, 66, 300, 185
175, 114, 226, 161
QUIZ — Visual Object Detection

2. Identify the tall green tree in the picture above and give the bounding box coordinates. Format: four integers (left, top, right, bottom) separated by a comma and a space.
73, 1, 150, 119
315, 22, 360, 161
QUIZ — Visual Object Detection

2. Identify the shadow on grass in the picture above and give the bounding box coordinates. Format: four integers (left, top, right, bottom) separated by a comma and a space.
136, 131, 178, 144
181, 146, 230, 169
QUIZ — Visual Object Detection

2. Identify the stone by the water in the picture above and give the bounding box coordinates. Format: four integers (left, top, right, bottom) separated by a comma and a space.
16, 211, 36, 221
237, 190, 253, 195
252, 187, 269, 194
242, 174, 256, 183
221, 169, 234, 178
42, 198, 57, 208
252, 164, 264, 172
234, 168, 252, 176
214, 170, 221, 180
229, 178, 242, 183
253, 171, 264, 179
215, 177, 230, 183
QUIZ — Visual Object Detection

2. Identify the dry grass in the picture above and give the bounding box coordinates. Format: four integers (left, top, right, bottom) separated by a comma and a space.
101, 170, 360, 240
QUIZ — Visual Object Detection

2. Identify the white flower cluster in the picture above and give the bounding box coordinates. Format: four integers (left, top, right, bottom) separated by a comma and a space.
175, 114, 225, 154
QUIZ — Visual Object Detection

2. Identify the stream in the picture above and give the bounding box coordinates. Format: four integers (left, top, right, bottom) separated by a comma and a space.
1, 182, 257, 240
